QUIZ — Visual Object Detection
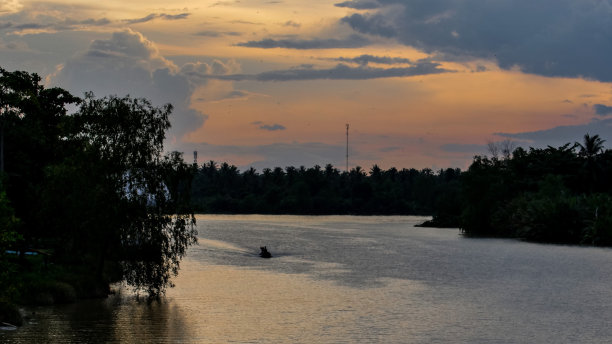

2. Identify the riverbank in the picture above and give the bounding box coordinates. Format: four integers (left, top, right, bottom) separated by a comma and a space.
0, 252, 118, 328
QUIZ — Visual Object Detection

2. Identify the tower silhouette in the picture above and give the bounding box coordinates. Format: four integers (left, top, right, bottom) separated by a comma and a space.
346, 124, 349, 172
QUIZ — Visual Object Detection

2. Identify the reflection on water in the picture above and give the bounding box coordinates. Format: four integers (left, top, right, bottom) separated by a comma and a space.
4, 215, 612, 343
1, 290, 192, 344
168, 262, 424, 343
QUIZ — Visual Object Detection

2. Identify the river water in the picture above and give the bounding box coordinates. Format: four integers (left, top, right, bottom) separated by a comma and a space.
3, 215, 612, 343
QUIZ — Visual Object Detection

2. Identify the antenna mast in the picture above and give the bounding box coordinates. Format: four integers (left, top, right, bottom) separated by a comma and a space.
346, 123, 349, 172
193, 151, 198, 165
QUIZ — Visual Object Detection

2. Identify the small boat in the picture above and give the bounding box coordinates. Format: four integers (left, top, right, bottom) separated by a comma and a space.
259, 246, 272, 258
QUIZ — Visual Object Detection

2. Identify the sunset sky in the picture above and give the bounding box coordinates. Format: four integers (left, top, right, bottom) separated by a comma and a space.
1, 0, 611, 171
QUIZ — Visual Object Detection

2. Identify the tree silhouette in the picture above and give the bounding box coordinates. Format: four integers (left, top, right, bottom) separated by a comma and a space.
577, 133, 605, 158
1, 68, 197, 299
460, 135, 612, 245
576, 134, 606, 193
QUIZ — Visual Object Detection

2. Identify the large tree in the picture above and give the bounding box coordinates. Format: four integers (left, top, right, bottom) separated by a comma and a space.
1, 68, 197, 298
49, 93, 197, 297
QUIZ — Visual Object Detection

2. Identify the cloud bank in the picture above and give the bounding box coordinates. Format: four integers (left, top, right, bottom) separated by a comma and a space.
191, 61, 450, 82
338, 0, 612, 81
236, 34, 371, 49
594, 104, 612, 116
123, 13, 190, 24
254, 122, 286, 131
0, 17, 112, 34
50, 29, 236, 143
334, 54, 413, 65
0, 5, 189, 35
335, 0, 381, 10
496, 118, 612, 148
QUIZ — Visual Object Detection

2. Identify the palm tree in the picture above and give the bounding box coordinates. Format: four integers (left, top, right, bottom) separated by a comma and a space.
577, 133, 605, 159
576, 134, 606, 193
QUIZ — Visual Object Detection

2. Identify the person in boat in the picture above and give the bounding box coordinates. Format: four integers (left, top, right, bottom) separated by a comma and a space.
259, 246, 272, 258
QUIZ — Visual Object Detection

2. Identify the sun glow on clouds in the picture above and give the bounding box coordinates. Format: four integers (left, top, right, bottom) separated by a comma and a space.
0, 0, 23, 14
185, 54, 611, 168
3, 0, 612, 169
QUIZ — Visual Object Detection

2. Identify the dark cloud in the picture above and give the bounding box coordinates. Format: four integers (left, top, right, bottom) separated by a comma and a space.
342, 13, 396, 38
124, 14, 157, 24
236, 34, 370, 49
194, 30, 221, 37
161, 13, 190, 20
335, 1, 381, 10
282, 20, 300, 28
14, 23, 47, 30
230, 20, 262, 25
594, 104, 612, 116
198, 89, 252, 102
75, 18, 112, 26
1, 17, 112, 33
35, 18, 111, 30
335, 54, 412, 65
258, 123, 286, 131
124, 13, 190, 24
226, 90, 249, 98
496, 118, 612, 148
186, 61, 449, 82
340, 0, 612, 82
259, 62, 447, 81
194, 30, 241, 37
210, 61, 450, 81
0, 2, 115, 34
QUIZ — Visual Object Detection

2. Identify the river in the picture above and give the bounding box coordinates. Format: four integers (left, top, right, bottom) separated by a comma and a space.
3, 215, 612, 343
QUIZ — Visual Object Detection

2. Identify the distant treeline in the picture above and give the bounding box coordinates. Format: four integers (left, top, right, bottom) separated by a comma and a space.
459, 135, 612, 246
192, 133, 612, 247
191, 163, 461, 217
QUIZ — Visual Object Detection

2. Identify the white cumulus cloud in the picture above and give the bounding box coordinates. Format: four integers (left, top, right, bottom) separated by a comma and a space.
49, 29, 241, 147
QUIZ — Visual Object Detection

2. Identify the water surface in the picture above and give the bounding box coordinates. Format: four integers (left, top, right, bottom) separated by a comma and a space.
3, 215, 612, 343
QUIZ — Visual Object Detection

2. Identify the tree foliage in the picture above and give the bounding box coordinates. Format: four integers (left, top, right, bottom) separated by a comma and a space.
0, 181, 20, 301
190, 162, 461, 218
459, 137, 612, 246
0, 67, 196, 299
